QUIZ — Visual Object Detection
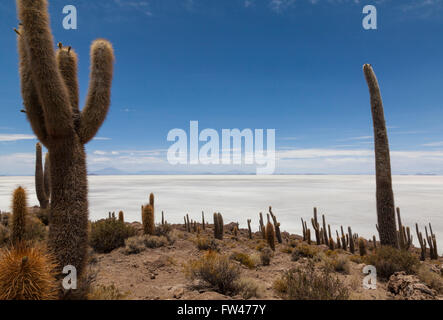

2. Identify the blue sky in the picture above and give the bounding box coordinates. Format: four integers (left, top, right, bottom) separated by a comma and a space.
1, 0, 443, 175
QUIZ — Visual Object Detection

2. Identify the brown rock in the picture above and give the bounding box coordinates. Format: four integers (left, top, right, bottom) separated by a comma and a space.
387, 272, 437, 300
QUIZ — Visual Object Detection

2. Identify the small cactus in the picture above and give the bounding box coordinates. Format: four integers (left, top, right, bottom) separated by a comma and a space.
118, 211, 124, 223
247, 219, 252, 239
11, 187, 27, 245
142, 205, 155, 235
213, 213, 224, 240
265, 222, 275, 251
348, 227, 355, 254
311, 207, 321, 245
202, 211, 205, 230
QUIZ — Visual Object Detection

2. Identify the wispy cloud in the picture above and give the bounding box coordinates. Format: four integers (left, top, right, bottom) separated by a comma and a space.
0, 134, 35, 142
422, 141, 443, 147
113, 0, 153, 16
269, 0, 296, 13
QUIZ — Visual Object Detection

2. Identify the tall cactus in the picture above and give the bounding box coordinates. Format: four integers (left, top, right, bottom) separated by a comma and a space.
16, 0, 114, 278
363, 64, 398, 248
35, 143, 49, 209
11, 187, 27, 245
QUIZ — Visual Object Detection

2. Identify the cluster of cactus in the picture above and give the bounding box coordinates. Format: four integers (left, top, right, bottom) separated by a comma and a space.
269, 206, 282, 244
310, 208, 334, 248
363, 64, 398, 248
301, 218, 311, 244
15, 0, 114, 279
416, 223, 438, 260
396, 208, 412, 250
142, 193, 155, 235
213, 213, 224, 240
35, 143, 50, 209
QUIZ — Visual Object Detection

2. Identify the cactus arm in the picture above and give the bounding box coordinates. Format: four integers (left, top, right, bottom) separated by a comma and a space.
35, 143, 48, 209
79, 39, 114, 144
17, 27, 49, 146
17, 0, 73, 137
56, 46, 80, 116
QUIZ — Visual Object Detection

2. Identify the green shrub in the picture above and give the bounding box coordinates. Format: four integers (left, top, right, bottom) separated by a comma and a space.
89, 219, 135, 253
185, 251, 241, 295
364, 246, 419, 280
274, 262, 349, 300
230, 252, 255, 269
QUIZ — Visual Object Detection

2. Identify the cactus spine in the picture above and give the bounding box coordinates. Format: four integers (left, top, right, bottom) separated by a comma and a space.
16, 0, 114, 278
0, 244, 58, 300
11, 187, 27, 245
35, 143, 49, 209
363, 64, 398, 248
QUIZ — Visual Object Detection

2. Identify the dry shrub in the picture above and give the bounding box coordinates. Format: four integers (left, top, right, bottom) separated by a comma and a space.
280, 246, 293, 254
195, 236, 219, 251
156, 223, 173, 237
364, 246, 419, 280
0, 244, 58, 300
124, 236, 146, 255
274, 262, 349, 300
417, 265, 443, 294
185, 251, 241, 295
325, 255, 350, 274
291, 243, 319, 261
236, 278, 264, 299
89, 218, 135, 253
88, 284, 128, 300
260, 247, 273, 266
230, 252, 255, 269
144, 235, 169, 248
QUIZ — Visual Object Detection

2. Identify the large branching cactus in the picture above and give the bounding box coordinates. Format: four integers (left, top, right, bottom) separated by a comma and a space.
363, 64, 397, 248
16, 0, 114, 278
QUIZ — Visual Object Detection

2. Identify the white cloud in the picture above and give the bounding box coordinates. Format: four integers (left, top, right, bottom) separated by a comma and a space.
0, 134, 36, 142
422, 141, 443, 147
